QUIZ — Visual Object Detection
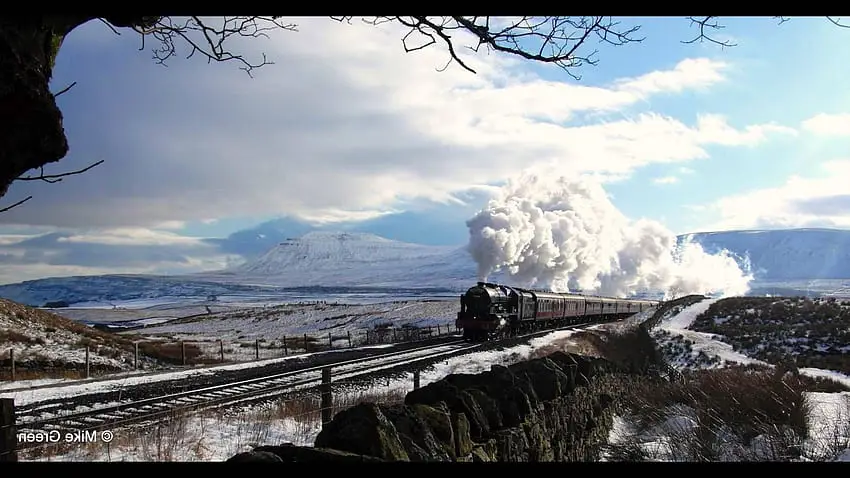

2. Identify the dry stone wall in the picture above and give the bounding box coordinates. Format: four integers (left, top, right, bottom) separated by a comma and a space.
229, 351, 636, 462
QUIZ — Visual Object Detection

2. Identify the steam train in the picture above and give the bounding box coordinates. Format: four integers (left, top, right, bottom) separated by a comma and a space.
456, 282, 660, 342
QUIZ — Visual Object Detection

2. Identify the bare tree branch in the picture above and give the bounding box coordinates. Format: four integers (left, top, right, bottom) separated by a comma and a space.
104, 17, 300, 77
52, 81, 77, 98
98, 18, 121, 35
101, 16, 850, 83
683, 16, 737, 47
827, 17, 850, 28
337, 16, 644, 80
15, 159, 104, 184
0, 196, 33, 213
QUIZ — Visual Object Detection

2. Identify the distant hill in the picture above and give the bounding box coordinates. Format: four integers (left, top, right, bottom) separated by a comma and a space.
680, 228, 850, 281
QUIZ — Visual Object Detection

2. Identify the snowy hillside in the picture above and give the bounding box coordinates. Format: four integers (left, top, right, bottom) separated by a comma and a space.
199, 231, 487, 289
236, 232, 458, 275
0, 274, 289, 308
682, 228, 850, 281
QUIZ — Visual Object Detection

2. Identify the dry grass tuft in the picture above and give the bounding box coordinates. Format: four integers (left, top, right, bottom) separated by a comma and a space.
605, 365, 835, 461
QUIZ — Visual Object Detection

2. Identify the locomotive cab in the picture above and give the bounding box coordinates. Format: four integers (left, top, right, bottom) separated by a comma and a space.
456, 282, 514, 342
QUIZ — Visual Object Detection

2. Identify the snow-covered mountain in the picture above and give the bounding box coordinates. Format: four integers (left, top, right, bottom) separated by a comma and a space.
0, 232, 486, 306
197, 231, 485, 289
4, 228, 850, 306
237, 232, 457, 275
681, 228, 850, 281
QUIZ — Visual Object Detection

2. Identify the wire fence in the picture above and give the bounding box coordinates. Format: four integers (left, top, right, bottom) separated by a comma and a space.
1, 367, 416, 462
0, 323, 459, 382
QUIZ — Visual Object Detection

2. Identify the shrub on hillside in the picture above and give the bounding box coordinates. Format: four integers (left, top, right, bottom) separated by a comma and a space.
690, 297, 850, 374
569, 327, 663, 374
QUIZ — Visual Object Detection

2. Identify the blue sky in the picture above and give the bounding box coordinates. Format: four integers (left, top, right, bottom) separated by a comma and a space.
0, 16, 848, 284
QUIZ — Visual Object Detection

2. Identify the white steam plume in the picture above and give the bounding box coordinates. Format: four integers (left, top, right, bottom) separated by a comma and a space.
466, 173, 752, 299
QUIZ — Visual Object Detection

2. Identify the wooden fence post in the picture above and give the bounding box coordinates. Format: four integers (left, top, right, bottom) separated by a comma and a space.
9, 350, 14, 382
255, 339, 260, 361
347, 331, 352, 348
304, 334, 308, 351
392, 328, 397, 343
321, 368, 333, 426
85, 346, 90, 378
0, 398, 17, 462
413, 369, 420, 390
282, 336, 288, 356
181, 341, 187, 366
219, 340, 224, 362
134, 342, 139, 370
327, 332, 332, 348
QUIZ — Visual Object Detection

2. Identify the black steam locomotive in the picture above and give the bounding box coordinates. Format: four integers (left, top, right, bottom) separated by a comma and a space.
456, 281, 660, 342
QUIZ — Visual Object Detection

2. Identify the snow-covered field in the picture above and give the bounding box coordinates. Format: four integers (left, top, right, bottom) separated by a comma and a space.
0, 298, 464, 392
129, 300, 460, 342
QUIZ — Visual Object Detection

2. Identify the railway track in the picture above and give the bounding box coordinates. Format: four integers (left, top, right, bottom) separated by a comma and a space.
13, 340, 476, 440
11, 319, 616, 447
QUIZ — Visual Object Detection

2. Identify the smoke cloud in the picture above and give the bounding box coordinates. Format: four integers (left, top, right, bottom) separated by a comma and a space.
466, 173, 752, 299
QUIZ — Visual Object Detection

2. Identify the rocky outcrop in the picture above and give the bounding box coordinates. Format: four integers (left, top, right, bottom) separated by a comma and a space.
230, 351, 630, 462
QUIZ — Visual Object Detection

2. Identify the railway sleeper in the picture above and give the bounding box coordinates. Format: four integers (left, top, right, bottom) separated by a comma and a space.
196, 394, 223, 400
94, 414, 124, 421
80, 416, 106, 423
106, 410, 135, 417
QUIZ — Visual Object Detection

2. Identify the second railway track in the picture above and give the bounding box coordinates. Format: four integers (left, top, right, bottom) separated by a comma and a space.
12, 320, 609, 446
13, 339, 477, 438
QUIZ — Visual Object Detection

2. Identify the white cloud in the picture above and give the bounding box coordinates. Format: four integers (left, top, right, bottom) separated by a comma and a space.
0, 228, 238, 284
294, 208, 401, 225
614, 57, 728, 95
699, 159, 850, 230
678, 167, 696, 175
0, 235, 38, 246
154, 221, 187, 231
0, 17, 794, 230
802, 113, 850, 136
56, 228, 207, 246
692, 114, 797, 146
0, 264, 137, 285
653, 176, 679, 185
